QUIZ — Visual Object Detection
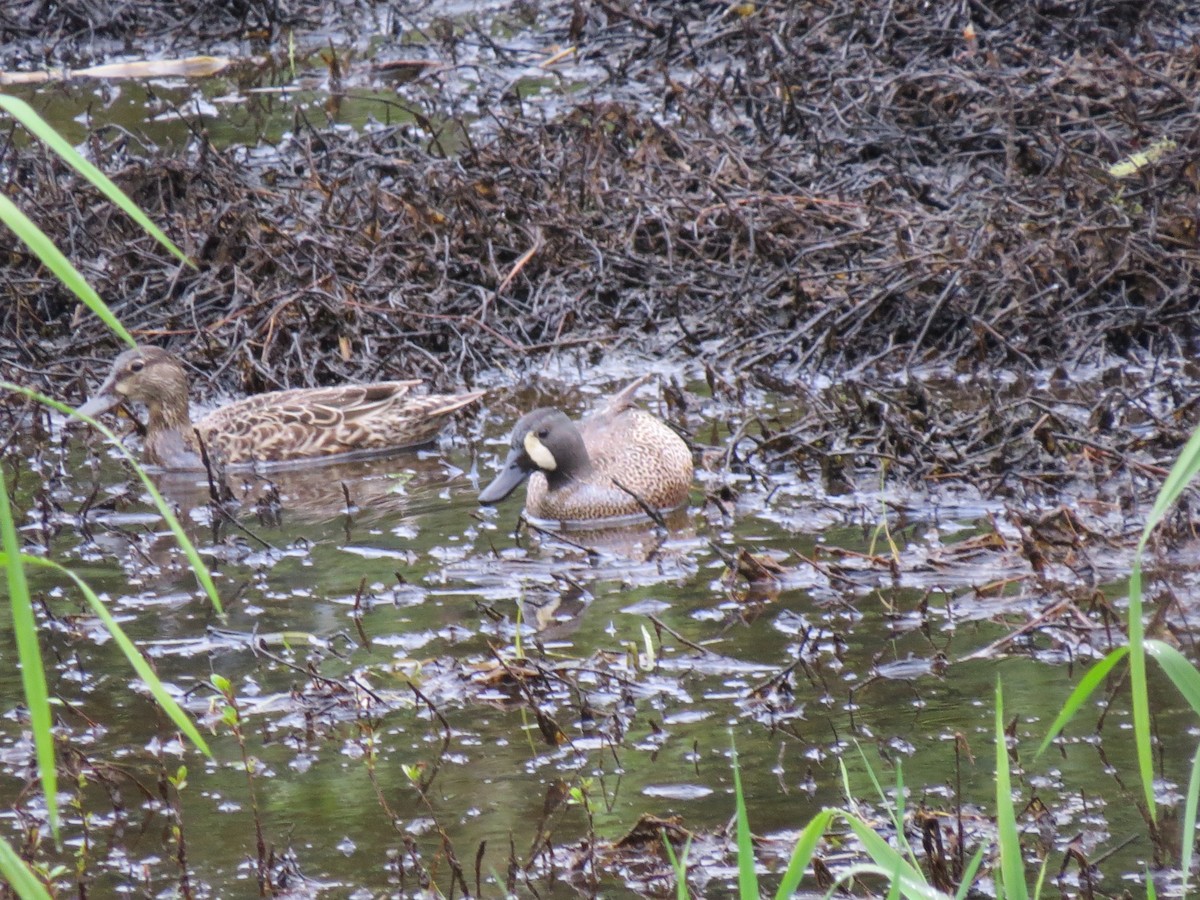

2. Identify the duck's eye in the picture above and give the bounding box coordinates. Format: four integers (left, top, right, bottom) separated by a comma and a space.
129, 359, 146, 373
537, 428, 550, 438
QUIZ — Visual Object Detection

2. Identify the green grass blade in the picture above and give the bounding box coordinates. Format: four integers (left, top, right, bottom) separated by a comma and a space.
1179, 739, 1200, 897
994, 679, 1028, 900
1, 382, 222, 614
730, 740, 759, 898
0, 94, 190, 267
1127, 563, 1155, 820
835, 755, 938, 896
852, 743, 919, 863
840, 815, 926, 882
0, 836, 52, 900
856, 740, 890, 802
829, 863, 946, 900
889, 756, 918, 862
0, 466, 58, 836
661, 829, 692, 900
838, 819, 933, 894
1140, 424, 1200, 538
1144, 639, 1200, 715
13, 553, 212, 757
1123, 422, 1200, 822
1031, 856, 1048, 900
839, 755, 855, 809
1036, 647, 1129, 755
0, 193, 135, 347
773, 808, 834, 899
953, 844, 988, 900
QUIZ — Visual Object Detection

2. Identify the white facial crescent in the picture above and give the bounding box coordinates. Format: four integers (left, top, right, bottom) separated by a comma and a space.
523, 432, 557, 471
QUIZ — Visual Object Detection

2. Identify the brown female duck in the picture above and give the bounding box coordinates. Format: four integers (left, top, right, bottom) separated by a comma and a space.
478, 377, 693, 525
75, 346, 483, 470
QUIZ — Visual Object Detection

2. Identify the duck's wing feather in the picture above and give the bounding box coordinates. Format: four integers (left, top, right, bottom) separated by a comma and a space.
194, 382, 482, 463
578, 374, 654, 443
599, 374, 653, 415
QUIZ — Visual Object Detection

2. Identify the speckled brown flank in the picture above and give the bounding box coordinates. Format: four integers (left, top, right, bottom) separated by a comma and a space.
76, 347, 483, 470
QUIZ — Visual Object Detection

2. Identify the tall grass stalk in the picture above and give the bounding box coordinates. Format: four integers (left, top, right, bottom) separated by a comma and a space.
0, 466, 56, 833
3, 382, 222, 611
0, 95, 191, 347
730, 741, 759, 897
0, 388, 219, 886
11, 553, 212, 755
1184, 744, 1200, 896
1041, 422, 1200, 825
0, 836, 52, 900
993, 680, 1029, 900
0, 192, 136, 347
0, 93, 200, 894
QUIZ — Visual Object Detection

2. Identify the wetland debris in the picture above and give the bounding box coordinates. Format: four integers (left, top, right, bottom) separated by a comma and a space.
2, 0, 1198, 486
0, 55, 230, 85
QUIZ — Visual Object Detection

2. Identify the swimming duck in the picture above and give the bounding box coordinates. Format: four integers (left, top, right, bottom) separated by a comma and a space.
478, 377, 693, 524
74, 345, 484, 470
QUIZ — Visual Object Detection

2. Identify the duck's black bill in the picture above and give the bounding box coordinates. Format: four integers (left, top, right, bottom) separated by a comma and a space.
479, 450, 531, 504
73, 390, 121, 420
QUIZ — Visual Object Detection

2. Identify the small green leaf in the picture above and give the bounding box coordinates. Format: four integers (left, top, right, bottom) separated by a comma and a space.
774, 808, 835, 898
662, 828, 692, 900
642, 624, 656, 669
1037, 646, 1129, 755
0, 836, 53, 900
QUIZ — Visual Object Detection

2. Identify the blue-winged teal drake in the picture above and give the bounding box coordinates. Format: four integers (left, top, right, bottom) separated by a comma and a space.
75, 346, 484, 470
478, 376, 693, 525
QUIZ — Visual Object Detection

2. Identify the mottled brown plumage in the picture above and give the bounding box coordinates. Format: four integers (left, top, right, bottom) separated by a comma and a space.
478, 377, 693, 525
74, 346, 483, 470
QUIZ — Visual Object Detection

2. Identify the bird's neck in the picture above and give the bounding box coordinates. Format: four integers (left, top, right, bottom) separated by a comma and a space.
143, 397, 193, 466
146, 394, 191, 432
545, 449, 592, 488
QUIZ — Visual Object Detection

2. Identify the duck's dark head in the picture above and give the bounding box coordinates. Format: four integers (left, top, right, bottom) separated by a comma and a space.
478, 408, 589, 504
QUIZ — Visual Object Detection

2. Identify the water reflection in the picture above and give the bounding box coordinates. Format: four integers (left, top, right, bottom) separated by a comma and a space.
150, 450, 459, 525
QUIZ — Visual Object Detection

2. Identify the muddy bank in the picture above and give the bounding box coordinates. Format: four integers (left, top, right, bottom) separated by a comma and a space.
2, 0, 1199, 482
